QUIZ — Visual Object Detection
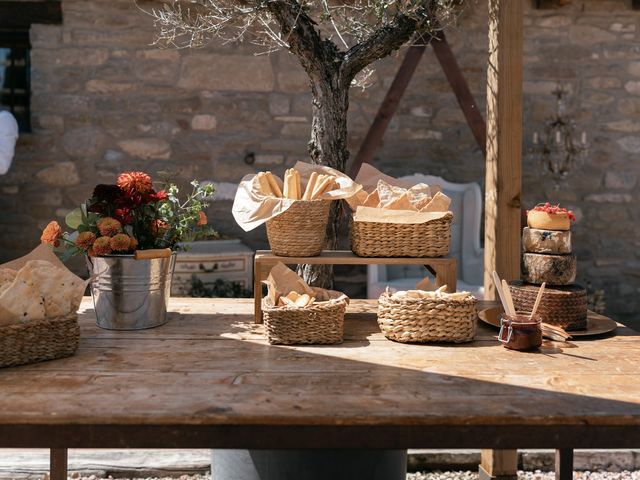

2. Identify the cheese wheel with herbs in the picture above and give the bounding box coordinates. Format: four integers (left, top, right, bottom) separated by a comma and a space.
522, 227, 572, 255
527, 210, 571, 231
522, 252, 577, 285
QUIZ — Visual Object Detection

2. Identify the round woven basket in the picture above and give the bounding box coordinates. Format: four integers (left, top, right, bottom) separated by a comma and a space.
0, 314, 80, 368
508, 280, 587, 331
263, 300, 347, 345
266, 200, 331, 257
351, 212, 452, 257
377, 291, 477, 343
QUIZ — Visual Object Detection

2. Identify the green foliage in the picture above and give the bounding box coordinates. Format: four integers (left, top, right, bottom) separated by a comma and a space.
188, 275, 253, 298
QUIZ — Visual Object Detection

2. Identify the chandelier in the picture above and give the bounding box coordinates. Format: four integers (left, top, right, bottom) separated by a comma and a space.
528, 85, 588, 184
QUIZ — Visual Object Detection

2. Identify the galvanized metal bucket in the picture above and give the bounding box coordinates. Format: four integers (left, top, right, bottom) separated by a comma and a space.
86, 253, 176, 330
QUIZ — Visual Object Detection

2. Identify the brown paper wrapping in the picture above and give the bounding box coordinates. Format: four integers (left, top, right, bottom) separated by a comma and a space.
262, 262, 348, 308
232, 161, 362, 232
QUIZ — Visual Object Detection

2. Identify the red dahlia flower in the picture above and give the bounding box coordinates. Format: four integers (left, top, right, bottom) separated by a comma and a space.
117, 171, 153, 195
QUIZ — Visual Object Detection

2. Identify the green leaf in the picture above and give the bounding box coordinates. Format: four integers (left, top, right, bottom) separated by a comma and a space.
65, 208, 83, 229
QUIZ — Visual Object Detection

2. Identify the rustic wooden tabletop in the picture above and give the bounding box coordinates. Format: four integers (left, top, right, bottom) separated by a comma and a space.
1, 298, 639, 450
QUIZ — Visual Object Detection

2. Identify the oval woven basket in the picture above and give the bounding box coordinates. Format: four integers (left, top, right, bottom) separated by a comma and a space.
266, 200, 331, 257
351, 212, 453, 257
377, 291, 477, 343
0, 314, 80, 368
263, 300, 347, 345
508, 281, 587, 331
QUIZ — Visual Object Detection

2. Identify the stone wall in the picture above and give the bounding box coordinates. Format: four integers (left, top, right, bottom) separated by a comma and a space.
1, 0, 639, 323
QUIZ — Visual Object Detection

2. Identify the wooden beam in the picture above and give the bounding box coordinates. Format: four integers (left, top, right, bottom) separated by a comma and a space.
349, 39, 428, 178
0, 1, 62, 30
431, 31, 486, 157
49, 449, 67, 480
484, 0, 523, 299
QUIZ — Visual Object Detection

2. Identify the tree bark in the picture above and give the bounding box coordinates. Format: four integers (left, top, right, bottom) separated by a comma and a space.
298, 72, 350, 288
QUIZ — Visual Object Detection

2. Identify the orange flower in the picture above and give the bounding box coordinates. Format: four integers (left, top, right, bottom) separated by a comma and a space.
97, 217, 122, 237
75, 231, 96, 251
117, 171, 153, 195
197, 211, 207, 226
150, 219, 169, 237
92, 236, 112, 256
41, 221, 62, 247
129, 236, 138, 250
110, 233, 132, 252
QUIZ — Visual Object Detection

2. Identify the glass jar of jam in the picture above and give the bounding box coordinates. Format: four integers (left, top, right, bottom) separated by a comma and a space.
498, 312, 542, 351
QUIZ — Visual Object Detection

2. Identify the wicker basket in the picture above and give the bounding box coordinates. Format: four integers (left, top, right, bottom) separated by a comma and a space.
377, 291, 477, 343
508, 280, 587, 331
266, 200, 331, 257
263, 299, 347, 345
0, 314, 80, 368
351, 212, 453, 257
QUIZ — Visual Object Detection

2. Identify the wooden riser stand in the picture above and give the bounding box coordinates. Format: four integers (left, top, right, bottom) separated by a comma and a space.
254, 250, 457, 323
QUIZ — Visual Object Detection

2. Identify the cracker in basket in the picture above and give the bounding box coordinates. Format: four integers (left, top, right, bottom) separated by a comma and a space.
383, 192, 415, 211
0, 267, 45, 325
23, 260, 86, 318
377, 180, 407, 207
407, 183, 432, 207
362, 190, 380, 208
420, 191, 451, 212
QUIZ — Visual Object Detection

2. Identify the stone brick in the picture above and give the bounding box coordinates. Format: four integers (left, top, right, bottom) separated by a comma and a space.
134, 61, 179, 85
537, 16, 572, 28
117, 138, 172, 160
524, 81, 569, 95
617, 98, 640, 116
587, 76, 621, 89
34, 114, 64, 132
625, 81, 640, 95
255, 154, 284, 166
569, 25, 616, 45
36, 48, 109, 67
86, 79, 135, 94
584, 193, 633, 203
179, 54, 275, 92
604, 171, 637, 190
136, 49, 180, 62
617, 136, 640, 153
269, 94, 290, 116
191, 115, 218, 131
62, 127, 106, 157
35, 162, 81, 187
605, 120, 640, 132
610, 23, 636, 33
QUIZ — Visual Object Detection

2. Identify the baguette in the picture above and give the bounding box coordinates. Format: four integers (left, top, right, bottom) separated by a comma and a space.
256, 172, 273, 196
264, 171, 282, 198
293, 169, 302, 200
310, 175, 334, 200
302, 172, 319, 200
283, 169, 294, 199
285, 291, 300, 302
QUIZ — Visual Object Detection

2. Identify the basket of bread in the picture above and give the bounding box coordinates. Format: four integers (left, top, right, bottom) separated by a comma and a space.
377, 286, 477, 343
347, 164, 453, 257
232, 162, 361, 257
262, 262, 349, 345
0, 245, 88, 368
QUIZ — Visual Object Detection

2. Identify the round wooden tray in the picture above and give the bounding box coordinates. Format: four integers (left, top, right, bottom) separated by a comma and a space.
478, 307, 617, 337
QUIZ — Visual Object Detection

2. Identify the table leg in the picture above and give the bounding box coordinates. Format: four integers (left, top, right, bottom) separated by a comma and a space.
479, 449, 517, 480
254, 260, 262, 324
50, 448, 67, 480
555, 449, 573, 480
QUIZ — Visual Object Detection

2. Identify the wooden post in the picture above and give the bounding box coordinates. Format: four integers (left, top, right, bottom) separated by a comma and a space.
481, 1, 523, 478
479, 449, 517, 480
483, 0, 523, 300
555, 449, 573, 480
50, 449, 68, 480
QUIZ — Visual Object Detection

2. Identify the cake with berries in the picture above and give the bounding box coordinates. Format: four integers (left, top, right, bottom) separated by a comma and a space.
510, 203, 587, 331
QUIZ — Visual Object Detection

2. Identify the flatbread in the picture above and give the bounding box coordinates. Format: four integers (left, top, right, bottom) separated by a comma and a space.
0, 267, 45, 325
407, 183, 432, 207
22, 260, 86, 318
362, 190, 380, 208
0, 268, 17, 296
377, 180, 408, 208
384, 192, 416, 211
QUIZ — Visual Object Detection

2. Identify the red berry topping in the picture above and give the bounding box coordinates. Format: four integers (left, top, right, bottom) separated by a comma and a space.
526, 203, 576, 221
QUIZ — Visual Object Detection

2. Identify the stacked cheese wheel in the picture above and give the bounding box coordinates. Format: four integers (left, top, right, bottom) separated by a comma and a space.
509, 204, 587, 331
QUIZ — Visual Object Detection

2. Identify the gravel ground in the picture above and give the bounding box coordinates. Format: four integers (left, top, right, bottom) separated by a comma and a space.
407, 471, 640, 480
48, 471, 640, 480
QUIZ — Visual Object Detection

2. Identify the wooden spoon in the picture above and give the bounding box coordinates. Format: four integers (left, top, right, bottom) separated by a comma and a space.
531, 282, 546, 320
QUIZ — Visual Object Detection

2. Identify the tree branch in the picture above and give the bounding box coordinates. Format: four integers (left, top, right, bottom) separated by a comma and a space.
342, 13, 419, 81
266, 0, 341, 78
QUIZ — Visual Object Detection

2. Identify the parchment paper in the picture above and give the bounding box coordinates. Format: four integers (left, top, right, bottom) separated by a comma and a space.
232, 161, 362, 232
262, 262, 348, 307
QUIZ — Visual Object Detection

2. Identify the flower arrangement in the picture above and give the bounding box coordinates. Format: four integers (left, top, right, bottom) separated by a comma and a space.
41, 171, 215, 260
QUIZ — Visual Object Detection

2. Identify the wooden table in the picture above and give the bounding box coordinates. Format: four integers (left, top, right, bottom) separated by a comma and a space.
1, 298, 639, 479
254, 250, 457, 322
